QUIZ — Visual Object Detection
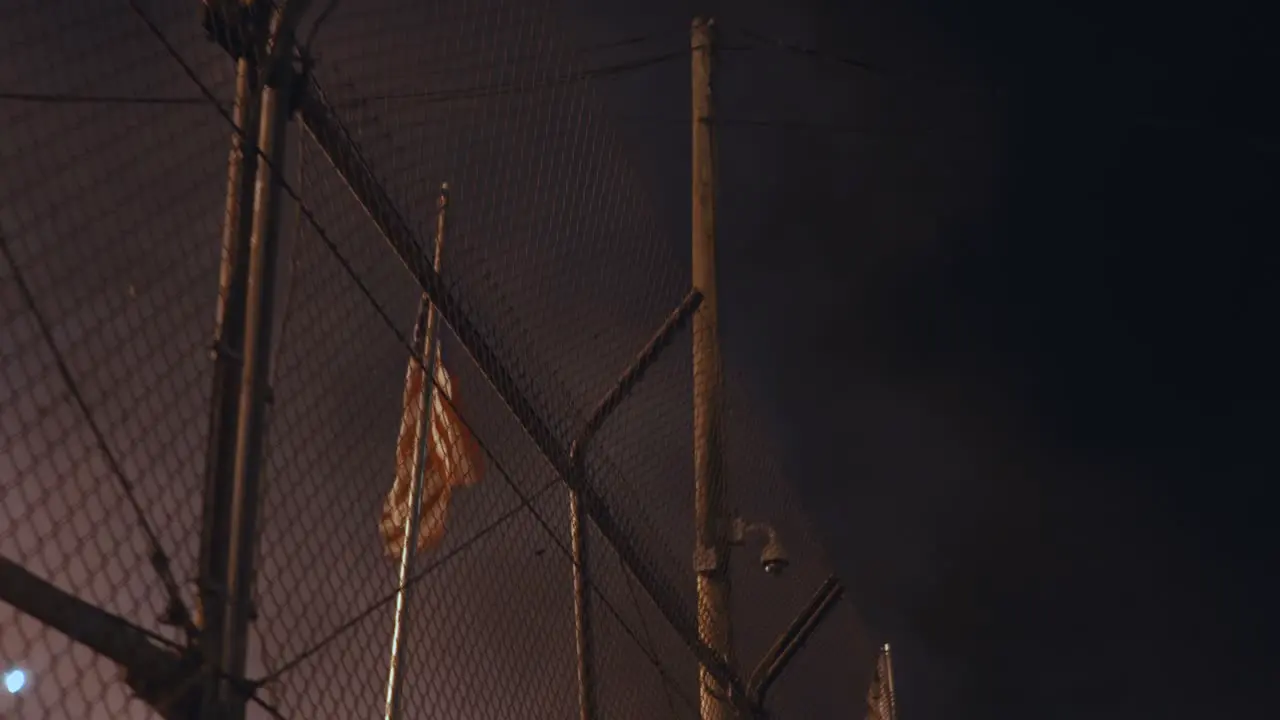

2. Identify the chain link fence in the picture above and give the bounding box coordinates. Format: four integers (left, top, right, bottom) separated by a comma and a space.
2, 1, 870, 718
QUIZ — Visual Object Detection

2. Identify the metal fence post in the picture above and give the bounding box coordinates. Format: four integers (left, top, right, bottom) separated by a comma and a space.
197, 29, 261, 719
216, 3, 309, 718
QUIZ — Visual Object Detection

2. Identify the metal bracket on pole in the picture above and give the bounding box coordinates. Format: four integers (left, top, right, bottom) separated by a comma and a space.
569, 287, 704, 720
572, 288, 703, 457
746, 575, 845, 711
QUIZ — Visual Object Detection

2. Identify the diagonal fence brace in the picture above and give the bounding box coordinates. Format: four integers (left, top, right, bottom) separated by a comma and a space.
291, 76, 753, 713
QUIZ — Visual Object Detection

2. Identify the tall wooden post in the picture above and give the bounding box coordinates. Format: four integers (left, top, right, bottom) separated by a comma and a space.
691, 16, 733, 720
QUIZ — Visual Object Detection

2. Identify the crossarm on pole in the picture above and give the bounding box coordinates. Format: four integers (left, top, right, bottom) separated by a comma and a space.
0, 556, 205, 720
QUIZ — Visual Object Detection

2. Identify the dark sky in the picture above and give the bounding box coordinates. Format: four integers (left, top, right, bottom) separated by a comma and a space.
669, 0, 1278, 717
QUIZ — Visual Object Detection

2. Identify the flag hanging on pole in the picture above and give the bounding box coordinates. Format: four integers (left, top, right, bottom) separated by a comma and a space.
864, 643, 898, 720
379, 297, 484, 558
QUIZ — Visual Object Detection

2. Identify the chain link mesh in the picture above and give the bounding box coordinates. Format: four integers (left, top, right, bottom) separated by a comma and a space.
2, 1, 869, 718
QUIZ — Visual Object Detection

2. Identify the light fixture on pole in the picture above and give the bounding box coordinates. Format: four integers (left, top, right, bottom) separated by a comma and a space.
728, 517, 791, 576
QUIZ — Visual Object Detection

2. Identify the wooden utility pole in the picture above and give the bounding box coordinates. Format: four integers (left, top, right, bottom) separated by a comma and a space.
691, 16, 733, 720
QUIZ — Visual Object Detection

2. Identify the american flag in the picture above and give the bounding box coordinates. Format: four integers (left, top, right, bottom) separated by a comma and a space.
865, 643, 898, 720
379, 296, 483, 558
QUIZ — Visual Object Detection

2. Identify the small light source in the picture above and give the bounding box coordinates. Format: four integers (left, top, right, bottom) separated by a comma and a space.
3, 668, 27, 694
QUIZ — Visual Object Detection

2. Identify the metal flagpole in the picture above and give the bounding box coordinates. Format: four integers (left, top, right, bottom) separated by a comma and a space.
383, 183, 449, 720
883, 643, 898, 720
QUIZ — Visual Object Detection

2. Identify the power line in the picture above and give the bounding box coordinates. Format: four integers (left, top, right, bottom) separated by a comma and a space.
256, 477, 561, 684
339, 49, 686, 105
615, 114, 974, 140
0, 49, 686, 109
126, 4, 701, 712
280, 200, 702, 714
0, 90, 215, 106
724, 23, 993, 96
727, 25, 884, 76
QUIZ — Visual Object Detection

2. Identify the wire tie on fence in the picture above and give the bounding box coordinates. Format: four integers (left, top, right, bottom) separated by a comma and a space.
210, 337, 244, 363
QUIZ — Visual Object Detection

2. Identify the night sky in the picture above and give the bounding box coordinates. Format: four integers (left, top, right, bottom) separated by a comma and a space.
676, 0, 1277, 716
2, 0, 1277, 718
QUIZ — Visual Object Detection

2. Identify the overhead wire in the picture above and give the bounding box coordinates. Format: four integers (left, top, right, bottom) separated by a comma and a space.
724, 24, 884, 76
0, 38, 687, 109
334, 49, 687, 105
126, 2, 701, 713
254, 477, 562, 685
0, 90, 214, 105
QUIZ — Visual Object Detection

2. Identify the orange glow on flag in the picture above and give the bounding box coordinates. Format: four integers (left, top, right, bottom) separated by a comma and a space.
380, 343, 483, 558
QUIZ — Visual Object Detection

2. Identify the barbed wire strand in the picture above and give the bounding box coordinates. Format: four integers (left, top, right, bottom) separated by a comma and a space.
128, 3, 702, 712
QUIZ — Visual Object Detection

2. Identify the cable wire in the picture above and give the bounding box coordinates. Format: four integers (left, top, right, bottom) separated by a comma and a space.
0, 230, 195, 640
727, 24, 883, 75
334, 49, 687, 105
0, 90, 216, 105
0, 41, 686, 109
128, 3, 702, 711
255, 476, 561, 685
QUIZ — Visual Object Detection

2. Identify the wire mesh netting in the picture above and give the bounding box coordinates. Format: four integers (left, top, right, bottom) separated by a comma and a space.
2, 1, 870, 719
